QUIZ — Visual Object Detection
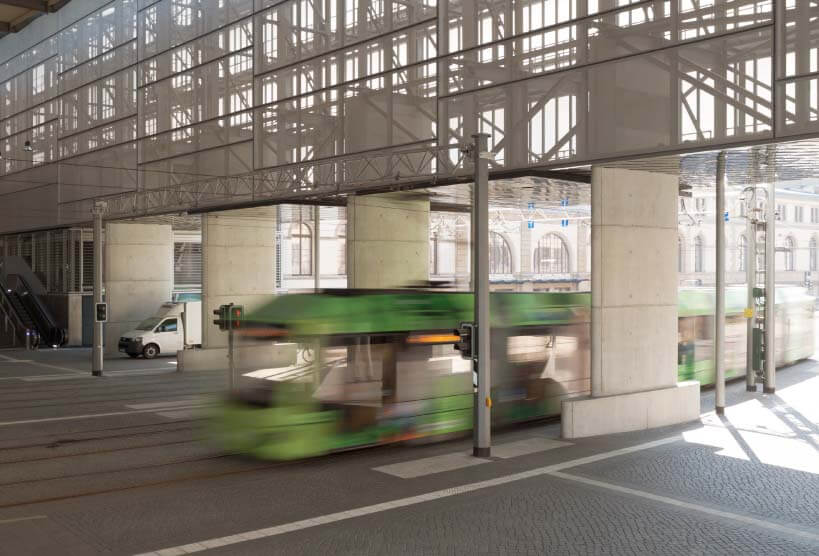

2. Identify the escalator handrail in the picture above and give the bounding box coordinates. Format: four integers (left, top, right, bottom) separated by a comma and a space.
0, 276, 31, 345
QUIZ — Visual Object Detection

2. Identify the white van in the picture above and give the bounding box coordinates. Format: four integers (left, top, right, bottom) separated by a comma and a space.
118, 301, 202, 359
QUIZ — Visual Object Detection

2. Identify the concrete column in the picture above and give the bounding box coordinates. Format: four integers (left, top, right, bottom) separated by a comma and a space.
346, 192, 429, 289
67, 293, 83, 346
561, 167, 699, 438
104, 223, 173, 355
202, 208, 276, 349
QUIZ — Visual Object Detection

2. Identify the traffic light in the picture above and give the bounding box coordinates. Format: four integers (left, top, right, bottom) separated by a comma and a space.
213, 304, 230, 330
95, 303, 107, 323
230, 305, 243, 329
213, 304, 244, 331
453, 322, 476, 360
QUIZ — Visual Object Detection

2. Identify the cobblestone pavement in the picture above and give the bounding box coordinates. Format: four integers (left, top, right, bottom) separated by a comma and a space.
0, 349, 816, 555
211, 473, 819, 556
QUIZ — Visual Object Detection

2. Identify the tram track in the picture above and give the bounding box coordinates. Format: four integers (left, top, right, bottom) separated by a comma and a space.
0, 434, 207, 465
0, 386, 224, 410
0, 453, 285, 510
0, 418, 203, 447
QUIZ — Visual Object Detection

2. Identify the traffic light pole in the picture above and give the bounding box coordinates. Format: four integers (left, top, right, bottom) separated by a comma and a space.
472, 133, 491, 458
228, 327, 235, 391
745, 187, 756, 391
314, 205, 320, 292
715, 152, 726, 415
764, 159, 776, 394
91, 201, 106, 377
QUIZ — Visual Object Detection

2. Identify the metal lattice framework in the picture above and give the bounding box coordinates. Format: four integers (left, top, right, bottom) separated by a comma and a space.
62, 143, 473, 221
3, 0, 819, 233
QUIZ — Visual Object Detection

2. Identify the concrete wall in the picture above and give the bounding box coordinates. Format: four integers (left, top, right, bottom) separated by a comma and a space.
347, 193, 430, 289
104, 223, 173, 355
202, 209, 276, 348
562, 167, 699, 438
67, 294, 84, 346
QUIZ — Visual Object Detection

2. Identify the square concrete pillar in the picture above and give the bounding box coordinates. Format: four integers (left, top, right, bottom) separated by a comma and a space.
104, 223, 173, 355
202, 209, 276, 348
347, 192, 430, 289
561, 167, 699, 438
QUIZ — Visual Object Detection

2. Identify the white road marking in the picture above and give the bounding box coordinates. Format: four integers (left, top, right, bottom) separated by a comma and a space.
374, 437, 573, 478
20, 374, 89, 382
0, 404, 213, 427
0, 515, 47, 525
133, 436, 679, 556
106, 368, 176, 375
0, 374, 76, 382
548, 471, 819, 543
0, 369, 174, 381
374, 451, 490, 478
24, 362, 86, 374
156, 409, 205, 420
0, 353, 23, 361
491, 437, 572, 459
0, 360, 32, 363
126, 397, 213, 410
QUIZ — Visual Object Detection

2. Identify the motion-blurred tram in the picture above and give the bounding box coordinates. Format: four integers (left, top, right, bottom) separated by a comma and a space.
211, 287, 814, 460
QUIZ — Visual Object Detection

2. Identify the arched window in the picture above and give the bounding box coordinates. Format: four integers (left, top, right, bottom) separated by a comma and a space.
783, 236, 795, 271
534, 233, 569, 274
489, 232, 512, 274
694, 236, 704, 273
738, 235, 747, 272
811, 237, 817, 272
290, 222, 312, 276
678, 236, 684, 272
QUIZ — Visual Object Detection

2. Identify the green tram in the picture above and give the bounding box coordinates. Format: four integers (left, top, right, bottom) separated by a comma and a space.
212, 287, 814, 460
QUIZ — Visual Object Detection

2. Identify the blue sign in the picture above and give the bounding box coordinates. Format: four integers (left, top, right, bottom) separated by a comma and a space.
527, 220, 535, 229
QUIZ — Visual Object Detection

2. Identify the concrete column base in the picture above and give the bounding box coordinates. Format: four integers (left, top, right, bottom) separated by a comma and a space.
560, 381, 700, 439
177, 344, 298, 372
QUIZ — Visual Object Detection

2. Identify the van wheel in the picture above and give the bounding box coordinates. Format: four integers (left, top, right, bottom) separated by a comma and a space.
143, 344, 159, 359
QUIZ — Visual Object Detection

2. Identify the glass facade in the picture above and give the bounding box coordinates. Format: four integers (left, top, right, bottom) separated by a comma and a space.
0, 0, 816, 233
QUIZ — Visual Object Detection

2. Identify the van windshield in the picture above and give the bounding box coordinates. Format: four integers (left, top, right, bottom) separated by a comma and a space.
136, 317, 162, 331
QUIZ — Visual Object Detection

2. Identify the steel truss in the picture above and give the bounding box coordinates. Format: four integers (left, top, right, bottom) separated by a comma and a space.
64, 142, 473, 221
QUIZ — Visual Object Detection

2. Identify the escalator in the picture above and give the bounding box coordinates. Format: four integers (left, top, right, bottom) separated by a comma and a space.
0, 274, 65, 347
0, 279, 31, 348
